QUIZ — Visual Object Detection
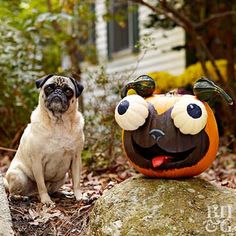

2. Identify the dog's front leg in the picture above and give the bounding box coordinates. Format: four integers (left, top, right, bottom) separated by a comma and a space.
72, 152, 82, 201
32, 161, 53, 206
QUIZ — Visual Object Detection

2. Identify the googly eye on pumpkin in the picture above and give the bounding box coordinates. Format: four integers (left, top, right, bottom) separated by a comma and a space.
115, 94, 149, 131
171, 96, 208, 135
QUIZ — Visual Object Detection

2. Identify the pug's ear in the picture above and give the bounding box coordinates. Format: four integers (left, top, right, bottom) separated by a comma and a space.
36, 74, 54, 89
69, 77, 84, 98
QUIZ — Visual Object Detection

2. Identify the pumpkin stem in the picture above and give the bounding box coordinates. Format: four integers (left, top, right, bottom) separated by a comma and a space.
193, 78, 233, 105
121, 75, 155, 98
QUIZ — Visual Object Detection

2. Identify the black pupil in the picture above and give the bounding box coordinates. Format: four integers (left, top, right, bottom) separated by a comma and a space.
118, 100, 129, 115
187, 103, 202, 119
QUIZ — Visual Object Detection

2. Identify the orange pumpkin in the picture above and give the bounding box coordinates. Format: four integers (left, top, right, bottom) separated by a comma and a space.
115, 76, 233, 178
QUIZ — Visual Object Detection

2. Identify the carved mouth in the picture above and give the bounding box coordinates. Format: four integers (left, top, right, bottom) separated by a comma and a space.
132, 138, 195, 168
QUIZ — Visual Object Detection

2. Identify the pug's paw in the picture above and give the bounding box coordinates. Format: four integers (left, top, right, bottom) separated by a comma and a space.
74, 189, 82, 201
40, 193, 55, 207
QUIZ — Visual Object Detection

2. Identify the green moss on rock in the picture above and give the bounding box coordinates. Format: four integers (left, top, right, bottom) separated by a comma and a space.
89, 175, 236, 236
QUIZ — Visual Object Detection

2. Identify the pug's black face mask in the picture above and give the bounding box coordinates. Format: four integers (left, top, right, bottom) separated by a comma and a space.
44, 83, 74, 114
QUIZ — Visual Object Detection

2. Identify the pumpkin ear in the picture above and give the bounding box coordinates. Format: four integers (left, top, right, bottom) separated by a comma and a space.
121, 75, 155, 98
36, 74, 54, 89
193, 77, 233, 105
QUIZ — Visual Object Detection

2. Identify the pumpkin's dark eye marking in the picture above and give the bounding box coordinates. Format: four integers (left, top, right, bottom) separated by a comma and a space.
187, 103, 202, 119
118, 100, 129, 115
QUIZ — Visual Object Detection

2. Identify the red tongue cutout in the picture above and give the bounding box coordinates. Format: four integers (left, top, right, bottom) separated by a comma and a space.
152, 156, 171, 167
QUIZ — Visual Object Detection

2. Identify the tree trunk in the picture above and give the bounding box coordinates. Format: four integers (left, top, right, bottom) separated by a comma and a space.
66, 40, 84, 113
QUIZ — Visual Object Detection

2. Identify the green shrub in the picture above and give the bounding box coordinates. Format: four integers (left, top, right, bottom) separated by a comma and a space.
0, 21, 42, 147
148, 59, 228, 92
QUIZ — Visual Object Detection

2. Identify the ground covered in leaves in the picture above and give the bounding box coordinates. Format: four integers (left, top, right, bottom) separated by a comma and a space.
0, 156, 135, 235
0, 145, 235, 235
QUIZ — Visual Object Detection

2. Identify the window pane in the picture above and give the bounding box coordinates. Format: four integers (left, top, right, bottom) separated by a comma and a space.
113, 2, 129, 52
107, 1, 139, 58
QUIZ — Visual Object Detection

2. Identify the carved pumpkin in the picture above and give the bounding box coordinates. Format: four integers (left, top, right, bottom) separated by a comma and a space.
115, 76, 233, 178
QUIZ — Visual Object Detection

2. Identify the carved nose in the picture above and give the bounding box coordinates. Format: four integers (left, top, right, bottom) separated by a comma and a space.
149, 129, 165, 141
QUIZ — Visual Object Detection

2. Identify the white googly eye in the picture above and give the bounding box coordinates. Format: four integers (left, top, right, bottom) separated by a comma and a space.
115, 95, 149, 131
171, 96, 208, 135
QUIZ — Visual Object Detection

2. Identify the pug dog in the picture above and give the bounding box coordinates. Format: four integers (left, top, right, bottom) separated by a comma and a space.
5, 75, 84, 205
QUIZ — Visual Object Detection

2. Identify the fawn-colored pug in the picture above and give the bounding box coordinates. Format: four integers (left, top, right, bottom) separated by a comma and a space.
5, 75, 84, 205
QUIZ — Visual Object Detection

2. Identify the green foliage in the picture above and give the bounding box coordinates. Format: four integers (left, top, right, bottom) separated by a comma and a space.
0, 0, 97, 73
0, 0, 97, 147
0, 20, 42, 146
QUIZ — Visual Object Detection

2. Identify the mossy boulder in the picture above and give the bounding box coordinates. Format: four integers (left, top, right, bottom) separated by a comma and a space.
89, 175, 236, 236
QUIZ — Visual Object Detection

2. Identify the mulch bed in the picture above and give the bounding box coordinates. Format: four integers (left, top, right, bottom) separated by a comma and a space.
0, 146, 235, 235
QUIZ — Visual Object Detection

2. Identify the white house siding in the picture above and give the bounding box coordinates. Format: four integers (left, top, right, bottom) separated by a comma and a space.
95, 0, 108, 60
93, 0, 186, 78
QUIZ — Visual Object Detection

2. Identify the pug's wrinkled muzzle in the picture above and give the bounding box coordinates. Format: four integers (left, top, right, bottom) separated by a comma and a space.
45, 92, 69, 113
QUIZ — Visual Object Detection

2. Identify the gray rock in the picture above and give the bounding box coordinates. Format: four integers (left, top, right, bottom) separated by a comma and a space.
0, 175, 13, 236
89, 175, 236, 236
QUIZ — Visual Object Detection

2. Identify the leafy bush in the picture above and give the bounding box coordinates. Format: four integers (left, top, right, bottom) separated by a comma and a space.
148, 59, 228, 92
0, 21, 42, 147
